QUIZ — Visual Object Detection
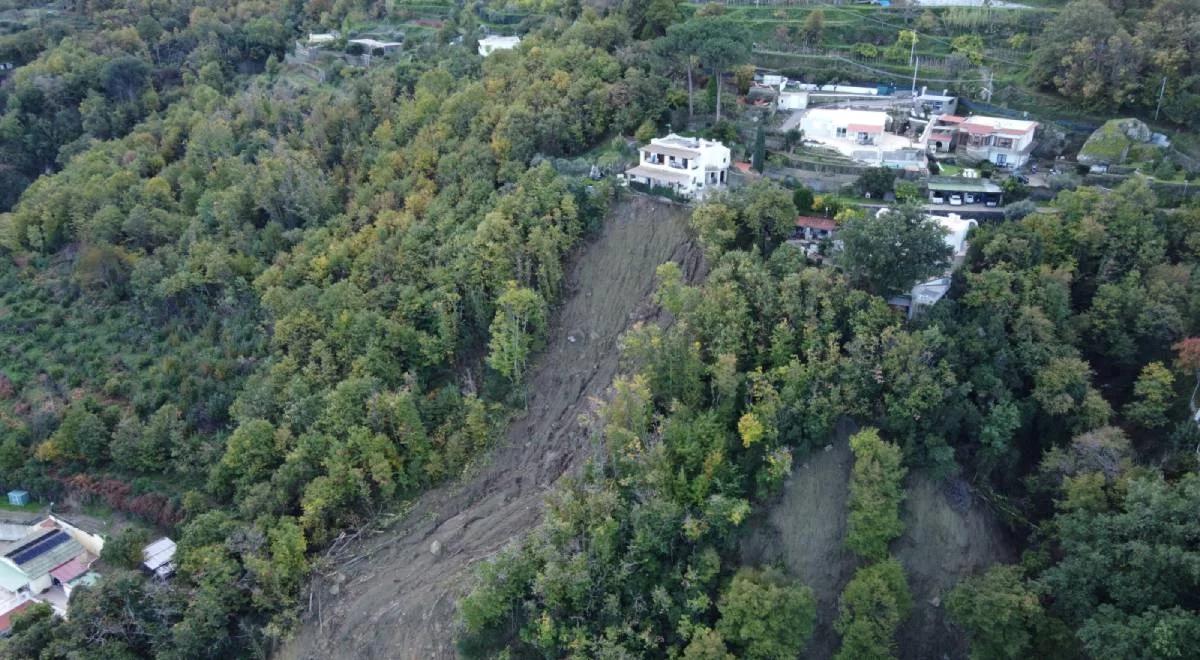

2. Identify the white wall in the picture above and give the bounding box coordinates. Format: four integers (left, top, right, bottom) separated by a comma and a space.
778, 91, 808, 110
28, 573, 52, 594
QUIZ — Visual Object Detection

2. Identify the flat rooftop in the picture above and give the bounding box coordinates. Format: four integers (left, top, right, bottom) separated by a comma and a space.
804, 108, 888, 128
960, 115, 1037, 134
927, 176, 1003, 192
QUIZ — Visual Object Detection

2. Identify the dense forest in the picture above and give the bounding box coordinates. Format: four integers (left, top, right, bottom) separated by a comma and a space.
0, 0, 1198, 656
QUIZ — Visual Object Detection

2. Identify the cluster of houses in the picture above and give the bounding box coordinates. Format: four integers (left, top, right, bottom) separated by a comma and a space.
795, 104, 1038, 173
792, 211, 977, 319
761, 74, 1039, 178
0, 493, 177, 636
0, 510, 104, 635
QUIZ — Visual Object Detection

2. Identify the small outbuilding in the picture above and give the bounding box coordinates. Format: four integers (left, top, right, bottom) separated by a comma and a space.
348, 38, 403, 54
306, 32, 338, 46
142, 538, 177, 579
478, 35, 521, 56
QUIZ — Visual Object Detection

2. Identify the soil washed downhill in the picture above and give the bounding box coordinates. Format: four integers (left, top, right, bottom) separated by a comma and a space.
742, 421, 1017, 659
279, 195, 703, 660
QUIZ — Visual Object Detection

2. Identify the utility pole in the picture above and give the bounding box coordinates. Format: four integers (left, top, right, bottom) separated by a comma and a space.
1154, 76, 1167, 121
909, 34, 917, 67
911, 57, 920, 96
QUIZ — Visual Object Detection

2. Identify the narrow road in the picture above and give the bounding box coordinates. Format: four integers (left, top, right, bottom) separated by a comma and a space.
279, 195, 703, 660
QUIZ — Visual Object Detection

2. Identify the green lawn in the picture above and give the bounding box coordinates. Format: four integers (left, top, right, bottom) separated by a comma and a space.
0, 500, 44, 513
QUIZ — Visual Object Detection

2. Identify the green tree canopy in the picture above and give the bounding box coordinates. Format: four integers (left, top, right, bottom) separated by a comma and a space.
716, 567, 817, 659
948, 565, 1049, 660
846, 428, 908, 561
836, 202, 952, 296
487, 281, 549, 385
835, 559, 912, 660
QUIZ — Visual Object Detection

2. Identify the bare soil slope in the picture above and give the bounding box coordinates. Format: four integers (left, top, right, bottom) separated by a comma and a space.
742, 422, 1016, 660
280, 195, 701, 660
740, 420, 858, 659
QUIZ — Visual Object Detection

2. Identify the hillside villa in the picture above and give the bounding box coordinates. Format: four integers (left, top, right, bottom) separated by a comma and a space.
799, 108, 926, 170
622, 134, 730, 199
800, 108, 889, 146
922, 114, 1038, 168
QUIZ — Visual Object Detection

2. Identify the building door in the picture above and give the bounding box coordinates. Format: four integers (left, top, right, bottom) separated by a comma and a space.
994, 153, 1007, 166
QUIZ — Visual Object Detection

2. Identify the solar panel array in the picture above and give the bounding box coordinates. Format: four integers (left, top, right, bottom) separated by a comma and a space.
7, 531, 70, 566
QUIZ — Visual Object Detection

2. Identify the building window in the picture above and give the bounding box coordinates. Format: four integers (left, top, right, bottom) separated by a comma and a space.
995, 153, 1007, 165
836, 127, 847, 138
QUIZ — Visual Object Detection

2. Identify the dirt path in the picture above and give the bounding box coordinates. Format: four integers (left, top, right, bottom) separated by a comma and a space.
741, 421, 1016, 659
279, 195, 701, 660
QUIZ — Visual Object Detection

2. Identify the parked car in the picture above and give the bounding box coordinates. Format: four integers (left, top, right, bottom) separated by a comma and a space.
985, 199, 998, 207
931, 193, 945, 204
949, 194, 963, 206
963, 193, 976, 204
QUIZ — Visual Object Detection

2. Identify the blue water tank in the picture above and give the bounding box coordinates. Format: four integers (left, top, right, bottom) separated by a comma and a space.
7, 490, 29, 506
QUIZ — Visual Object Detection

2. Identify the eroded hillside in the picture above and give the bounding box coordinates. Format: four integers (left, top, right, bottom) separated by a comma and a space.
281, 195, 703, 659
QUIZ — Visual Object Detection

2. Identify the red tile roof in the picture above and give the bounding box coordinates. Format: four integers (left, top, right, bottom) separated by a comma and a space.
49, 557, 89, 584
0, 601, 32, 634
960, 122, 995, 135
795, 216, 837, 231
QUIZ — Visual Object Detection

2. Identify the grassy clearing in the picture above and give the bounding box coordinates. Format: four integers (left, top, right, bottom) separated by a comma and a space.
0, 500, 44, 513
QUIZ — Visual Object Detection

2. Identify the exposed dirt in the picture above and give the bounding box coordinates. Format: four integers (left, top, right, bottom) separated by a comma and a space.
741, 421, 1017, 660
893, 476, 1018, 660
740, 420, 858, 660
279, 195, 702, 660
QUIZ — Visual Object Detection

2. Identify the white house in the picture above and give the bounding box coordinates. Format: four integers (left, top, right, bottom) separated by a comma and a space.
956, 116, 1038, 168
622, 134, 730, 199
800, 109, 925, 170
800, 108, 889, 145
478, 35, 521, 56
